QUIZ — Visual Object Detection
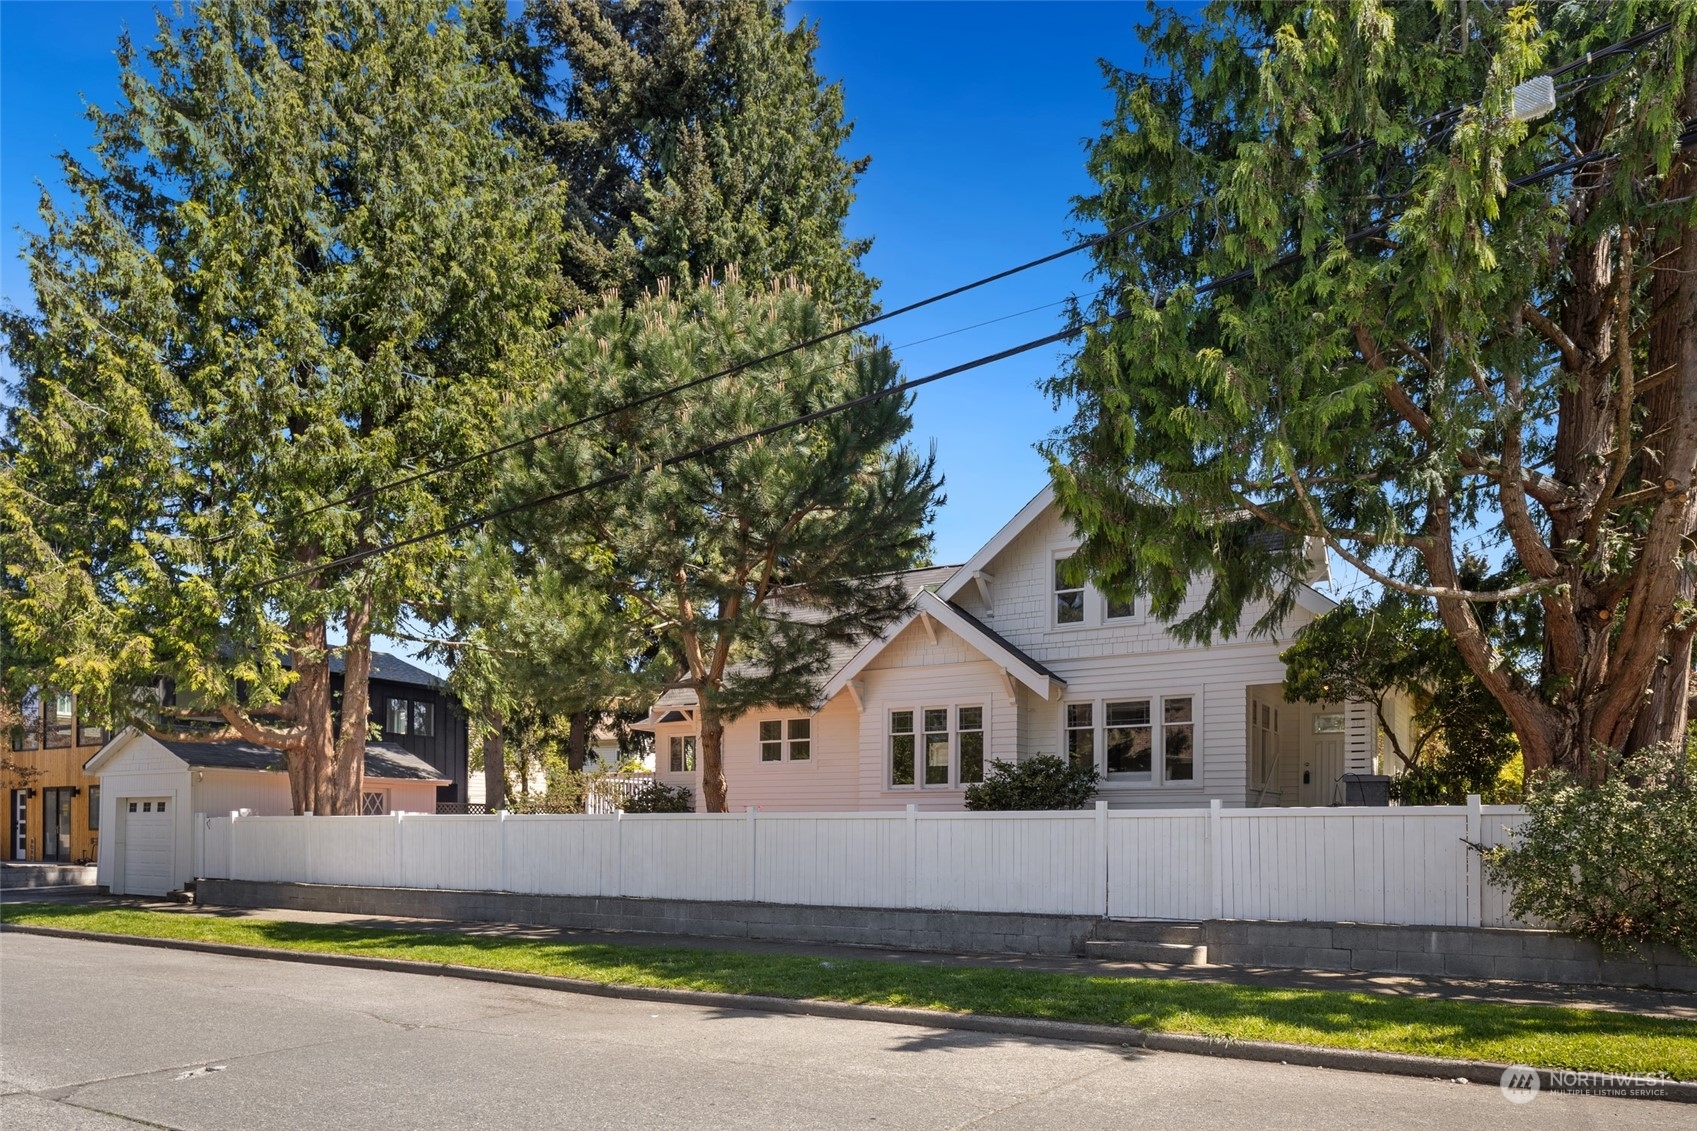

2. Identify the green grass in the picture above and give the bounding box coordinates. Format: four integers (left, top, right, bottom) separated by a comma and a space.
6, 901, 1695, 1079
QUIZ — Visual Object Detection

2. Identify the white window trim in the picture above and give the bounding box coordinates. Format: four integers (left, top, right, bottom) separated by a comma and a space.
885, 702, 990, 791
1050, 547, 1145, 630
756, 716, 815, 765
664, 733, 698, 775
1051, 548, 1088, 630
1060, 691, 1202, 788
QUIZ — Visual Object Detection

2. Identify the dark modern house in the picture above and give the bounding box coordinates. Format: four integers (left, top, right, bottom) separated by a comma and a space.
148, 649, 470, 808
331, 651, 470, 806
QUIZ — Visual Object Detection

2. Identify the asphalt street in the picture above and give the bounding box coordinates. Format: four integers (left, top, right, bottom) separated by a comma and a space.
0, 933, 1683, 1130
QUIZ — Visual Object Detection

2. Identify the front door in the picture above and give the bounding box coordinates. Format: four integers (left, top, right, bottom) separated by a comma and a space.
10, 790, 26, 860
42, 788, 73, 861
1301, 736, 1345, 806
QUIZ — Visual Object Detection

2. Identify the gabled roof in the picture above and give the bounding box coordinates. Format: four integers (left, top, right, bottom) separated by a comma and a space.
328, 651, 444, 689
935, 485, 1055, 602
935, 483, 1338, 621
85, 728, 447, 782
820, 589, 1063, 704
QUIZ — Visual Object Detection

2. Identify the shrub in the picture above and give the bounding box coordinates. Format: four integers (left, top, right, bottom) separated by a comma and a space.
963, 755, 1099, 811
620, 781, 694, 813
1483, 743, 1697, 957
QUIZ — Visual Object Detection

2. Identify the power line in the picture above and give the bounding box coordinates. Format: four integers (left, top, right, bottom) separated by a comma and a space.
230, 24, 1670, 543
254, 120, 1695, 591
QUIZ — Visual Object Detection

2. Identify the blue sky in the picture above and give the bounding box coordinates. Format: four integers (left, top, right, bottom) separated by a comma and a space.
1, 1, 1163, 558
4, 2, 1371, 669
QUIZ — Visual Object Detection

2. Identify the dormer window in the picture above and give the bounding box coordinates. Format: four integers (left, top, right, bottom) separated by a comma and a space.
1054, 555, 1085, 625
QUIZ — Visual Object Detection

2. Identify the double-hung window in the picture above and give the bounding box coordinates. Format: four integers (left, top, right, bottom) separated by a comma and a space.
1065, 703, 1094, 772
1104, 700, 1152, 780
759, 718, 811, 762
1053, 555, 1085, 625
889, 706, 987, 788
1065, 695, 1196, 785
668, 735, 696, 773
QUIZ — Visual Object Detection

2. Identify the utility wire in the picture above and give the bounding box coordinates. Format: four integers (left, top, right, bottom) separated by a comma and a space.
254, 121, 1695, 590
229, 23, 1672, 543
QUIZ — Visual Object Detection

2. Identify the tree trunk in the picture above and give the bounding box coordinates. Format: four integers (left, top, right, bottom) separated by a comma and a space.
699, 712, 728, 812
332, 590, 374, 816
483, 724, 506, 812
288, 620, 335, 815
567, 710, 590, 773
1625, 65, 1697, 760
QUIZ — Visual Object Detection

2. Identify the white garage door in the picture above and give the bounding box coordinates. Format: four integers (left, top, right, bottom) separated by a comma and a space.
121, 798, 174, 896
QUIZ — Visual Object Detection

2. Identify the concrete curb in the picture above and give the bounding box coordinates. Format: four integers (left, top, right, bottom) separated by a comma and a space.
6, 922, 1693, 1103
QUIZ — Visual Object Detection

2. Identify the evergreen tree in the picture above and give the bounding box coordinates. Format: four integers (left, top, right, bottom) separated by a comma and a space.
496, 274, 939, 811
1, 0, 562, 813
531, 0, 875, 314
1044, 2, 1697, 779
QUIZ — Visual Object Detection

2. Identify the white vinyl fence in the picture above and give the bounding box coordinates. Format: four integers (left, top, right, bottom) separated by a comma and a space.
195, 800, 1530, 928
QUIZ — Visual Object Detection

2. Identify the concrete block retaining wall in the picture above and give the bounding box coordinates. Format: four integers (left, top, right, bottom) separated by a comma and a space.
195, 879, 1100, 957
195, 879, 1697, 992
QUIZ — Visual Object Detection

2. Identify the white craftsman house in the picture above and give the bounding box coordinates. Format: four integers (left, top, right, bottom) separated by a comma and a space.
636, 486, 1412, 813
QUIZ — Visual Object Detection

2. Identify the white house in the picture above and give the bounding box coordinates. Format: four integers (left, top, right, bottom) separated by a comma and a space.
636, 486, 1411, 812
85, 729, 446, 896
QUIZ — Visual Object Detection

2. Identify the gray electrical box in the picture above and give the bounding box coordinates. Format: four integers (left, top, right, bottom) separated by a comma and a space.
1341, 773, 1392, 806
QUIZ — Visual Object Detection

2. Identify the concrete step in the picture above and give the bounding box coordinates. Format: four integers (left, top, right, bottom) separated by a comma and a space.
1091, 918, 1206, 945
0, 862, 98, 889
1083, 938, 1209, 966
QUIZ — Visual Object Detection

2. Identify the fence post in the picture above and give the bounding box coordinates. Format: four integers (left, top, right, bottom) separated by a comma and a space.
228, 811, 240, 880
497, 810, 509, 892
304, 813, 315, 886
614, 809, 624, 898
394, 811, 406, 889
1207, 799, 1224, 920
906, 803, 919, 908
1095, 800, 1110, 918
746, 807, 758, 902
1465, 793, 1483, 928
194, 813, 205, 879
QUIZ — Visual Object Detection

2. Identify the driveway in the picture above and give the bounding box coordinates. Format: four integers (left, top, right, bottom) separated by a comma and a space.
0, 933, 1679, 1129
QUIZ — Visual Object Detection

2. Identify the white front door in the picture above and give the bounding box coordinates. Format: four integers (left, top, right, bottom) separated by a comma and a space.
120, 797, 174, 896
1301, 737, 1345, 806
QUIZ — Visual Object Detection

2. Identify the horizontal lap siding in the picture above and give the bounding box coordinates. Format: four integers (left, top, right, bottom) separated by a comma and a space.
857, 649, 1012, 811
755, 813, 908, 906
722, 696, 862, 813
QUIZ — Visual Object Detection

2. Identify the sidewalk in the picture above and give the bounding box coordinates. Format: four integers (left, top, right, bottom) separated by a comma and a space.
7, 887, 1694, 1021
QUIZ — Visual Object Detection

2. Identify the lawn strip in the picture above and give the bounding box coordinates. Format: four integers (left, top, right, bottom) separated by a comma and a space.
5, 901, 1693, 1080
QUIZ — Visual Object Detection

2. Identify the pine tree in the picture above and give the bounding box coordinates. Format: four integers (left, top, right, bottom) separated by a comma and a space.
532, 0, 875, 315
1, 0, 562, 813
496, 274, 939, 811
1044, 2, 1697, 779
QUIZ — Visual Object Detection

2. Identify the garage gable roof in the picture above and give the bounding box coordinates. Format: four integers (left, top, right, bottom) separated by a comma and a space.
85, 729, 445, 782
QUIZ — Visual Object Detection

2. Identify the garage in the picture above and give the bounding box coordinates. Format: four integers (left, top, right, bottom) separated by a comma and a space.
85, 728, 448, 895
119, 798, 174, 897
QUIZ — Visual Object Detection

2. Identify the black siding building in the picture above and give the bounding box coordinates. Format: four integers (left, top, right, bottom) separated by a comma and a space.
332, 653, 469, 806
